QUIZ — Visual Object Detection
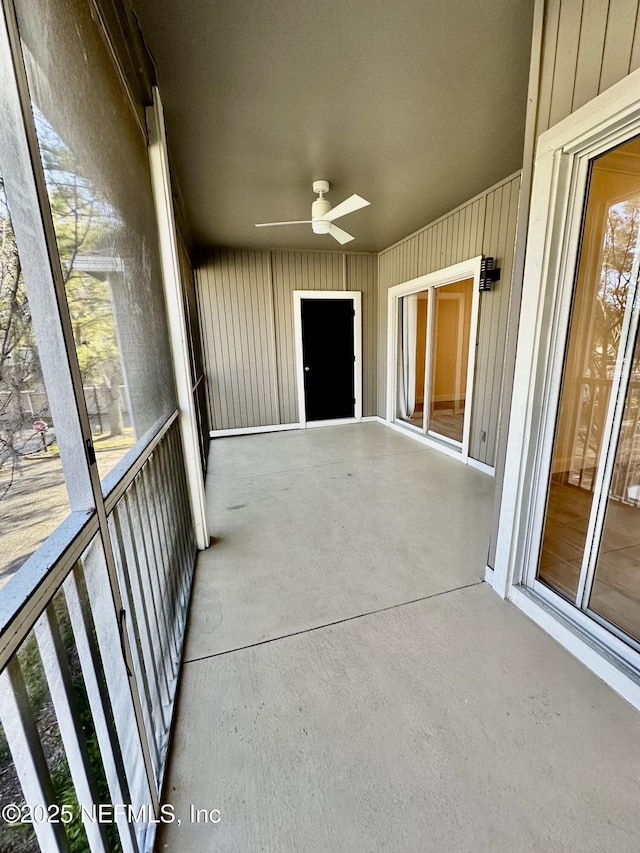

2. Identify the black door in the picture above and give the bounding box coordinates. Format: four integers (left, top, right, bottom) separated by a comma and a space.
301, 298, 355, 421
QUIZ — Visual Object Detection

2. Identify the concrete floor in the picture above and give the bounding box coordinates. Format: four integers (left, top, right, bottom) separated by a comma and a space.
157, 423, 640, 852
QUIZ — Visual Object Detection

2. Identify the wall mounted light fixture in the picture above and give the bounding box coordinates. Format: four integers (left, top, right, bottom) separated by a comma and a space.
479, 256, 501, 291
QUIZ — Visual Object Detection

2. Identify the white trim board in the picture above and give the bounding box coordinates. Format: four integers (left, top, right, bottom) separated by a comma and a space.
210, 423, 300, 438
210, 418, 381, 438
306, 417, 361, 428
468, 458, 495, 477
293, 290, 362, 428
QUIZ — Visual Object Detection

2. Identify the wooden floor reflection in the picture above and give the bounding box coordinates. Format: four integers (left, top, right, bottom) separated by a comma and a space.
399, 402, 465, 443
539, 482, 640, 644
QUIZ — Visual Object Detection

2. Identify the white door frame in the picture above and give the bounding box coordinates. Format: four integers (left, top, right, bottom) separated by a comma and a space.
293, 290, 362, 428
386, 257, 482, 462
490, 66, 640, 709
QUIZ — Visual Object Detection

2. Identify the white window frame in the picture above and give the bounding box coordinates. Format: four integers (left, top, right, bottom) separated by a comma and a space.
293, 290, 362, 428
385, 257, 482, 462
491, 66, 640, 710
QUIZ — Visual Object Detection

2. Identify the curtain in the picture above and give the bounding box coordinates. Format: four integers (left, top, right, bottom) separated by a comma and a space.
398, 294, 417, 420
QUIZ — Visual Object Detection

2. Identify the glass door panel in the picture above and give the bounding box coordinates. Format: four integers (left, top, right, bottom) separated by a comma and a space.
536, 134, 640, 632
588, 323, 640, 644
396, 290, 428, 428
428, 279, 473, 443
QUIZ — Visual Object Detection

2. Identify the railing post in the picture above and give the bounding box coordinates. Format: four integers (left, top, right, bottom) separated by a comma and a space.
0, 659, 71, 852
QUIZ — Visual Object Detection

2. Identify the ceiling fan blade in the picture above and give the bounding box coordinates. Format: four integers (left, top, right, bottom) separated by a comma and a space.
254, 220, 311, 227
325, 194, 370, 222
329, 224, 355, 245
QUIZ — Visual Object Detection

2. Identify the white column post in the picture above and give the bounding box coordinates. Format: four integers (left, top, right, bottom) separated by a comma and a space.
146, 87, 209, 550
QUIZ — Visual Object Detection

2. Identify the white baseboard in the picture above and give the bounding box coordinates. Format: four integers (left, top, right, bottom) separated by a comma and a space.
386, 420, 463, 461
210, 417, 382, 437
468, 457, 495, 477
484, 565, 494, 583
306, 417, 360, 428
210, 423, 300, 437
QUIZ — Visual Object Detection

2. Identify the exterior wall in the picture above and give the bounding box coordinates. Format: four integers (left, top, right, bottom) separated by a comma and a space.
536, 0, 640, 139
489, 0, 640, 564
177, 233, 210, 471
196, 248, 377, 431
377, 173, 521, 468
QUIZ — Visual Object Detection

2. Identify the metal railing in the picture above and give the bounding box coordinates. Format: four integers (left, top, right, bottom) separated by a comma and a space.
566, 377, 640, 504
0, 412, 196, 852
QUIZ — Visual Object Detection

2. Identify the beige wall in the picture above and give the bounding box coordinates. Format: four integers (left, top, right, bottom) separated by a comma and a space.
378, 173, 521, 467
196, 248, 377, 431
536, 0, 640, 139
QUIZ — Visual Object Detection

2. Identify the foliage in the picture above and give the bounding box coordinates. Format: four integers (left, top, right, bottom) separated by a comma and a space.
38, 124, 125, 407
0, 586, 122, 852
0, 112, 128, 503
0, 177, 45, 499
589, 198, 640, 379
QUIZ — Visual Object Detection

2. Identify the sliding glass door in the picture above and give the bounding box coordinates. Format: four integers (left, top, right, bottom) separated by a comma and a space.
392, 266, 478, 457
534, 134, 640, 651
428, 279, 473, 444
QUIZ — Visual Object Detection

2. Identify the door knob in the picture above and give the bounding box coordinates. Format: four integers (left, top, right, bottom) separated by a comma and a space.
304, 366, 310, 372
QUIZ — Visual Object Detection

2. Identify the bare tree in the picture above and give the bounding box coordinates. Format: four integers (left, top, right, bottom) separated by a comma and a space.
1, 116, 127, 501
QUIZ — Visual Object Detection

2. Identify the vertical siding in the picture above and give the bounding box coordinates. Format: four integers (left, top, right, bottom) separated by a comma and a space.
470, 178, 520, 465
537, 0, 640, 137
377, 173, 521, 466
196, 248, 377, 431
196, 249, 279, 430
375, 240, 420, 418
347, 254, 378, 419
271, 251, 344, 424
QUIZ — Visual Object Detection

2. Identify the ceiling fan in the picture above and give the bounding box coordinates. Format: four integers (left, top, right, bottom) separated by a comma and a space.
255, 180, 370, 245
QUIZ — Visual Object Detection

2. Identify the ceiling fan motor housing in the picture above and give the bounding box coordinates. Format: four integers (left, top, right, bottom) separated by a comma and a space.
311, 197, 331, 233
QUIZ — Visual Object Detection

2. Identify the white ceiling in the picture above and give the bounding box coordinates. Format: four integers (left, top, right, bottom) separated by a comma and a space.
131, 0, 534, 252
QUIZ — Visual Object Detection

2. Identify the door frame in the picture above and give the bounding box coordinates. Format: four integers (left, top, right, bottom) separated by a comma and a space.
385, 257, 482, 461
490, 67, 640, 703
293, 290, 362, 428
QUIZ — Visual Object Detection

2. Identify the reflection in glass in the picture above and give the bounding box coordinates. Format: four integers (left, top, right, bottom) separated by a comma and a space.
589, 317, 640, 643
397, 290, 428, 427
429, 279, 473, 443
0, 169, 71, 583
537, 136, 640, 602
